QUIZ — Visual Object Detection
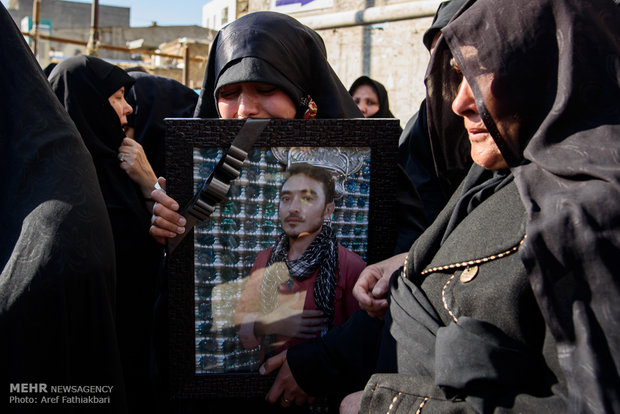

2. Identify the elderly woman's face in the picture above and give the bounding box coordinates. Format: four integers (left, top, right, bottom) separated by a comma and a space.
108, 87, 133, 128
217, 82, 297, 119
451, 45, 523, 166
451, 76, 508, 170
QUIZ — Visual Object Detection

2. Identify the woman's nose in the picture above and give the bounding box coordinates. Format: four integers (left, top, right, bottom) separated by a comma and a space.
124, 99, 133, 116
451, 77, 478, 117
237, 92, 259, 118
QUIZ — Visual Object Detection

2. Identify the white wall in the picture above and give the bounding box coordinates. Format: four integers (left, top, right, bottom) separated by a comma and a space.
202, 0, 237, 30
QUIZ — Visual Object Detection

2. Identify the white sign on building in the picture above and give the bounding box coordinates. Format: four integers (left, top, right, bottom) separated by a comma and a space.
270, 0, 334, 14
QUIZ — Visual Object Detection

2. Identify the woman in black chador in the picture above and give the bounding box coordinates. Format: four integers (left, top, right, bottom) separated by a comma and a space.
348, 75, 397, 120
0, 4, 126, 412
356, 0, 620, 411
151, 11, 363, 240
125, 71, 198, 178
49, 56, 162, 412
264, 0, 620, 412
193, 11, 361, 121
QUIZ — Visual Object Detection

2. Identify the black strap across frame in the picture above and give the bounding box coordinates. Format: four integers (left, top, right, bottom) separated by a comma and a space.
167, 119, 269, 254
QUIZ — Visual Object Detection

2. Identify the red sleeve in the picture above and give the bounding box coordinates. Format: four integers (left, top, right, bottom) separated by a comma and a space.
337, 245, 366, 320
251, 248, 273, 272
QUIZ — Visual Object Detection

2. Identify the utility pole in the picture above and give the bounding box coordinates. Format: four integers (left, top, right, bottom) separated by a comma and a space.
182, 45, 190, 87
86, 0, 99, 56
31, 0, 41, 58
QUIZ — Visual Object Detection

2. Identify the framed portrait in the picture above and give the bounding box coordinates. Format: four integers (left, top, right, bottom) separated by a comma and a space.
164, 118, 401, 400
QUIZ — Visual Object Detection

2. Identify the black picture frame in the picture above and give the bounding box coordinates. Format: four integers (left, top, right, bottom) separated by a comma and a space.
164, 118, 401, 400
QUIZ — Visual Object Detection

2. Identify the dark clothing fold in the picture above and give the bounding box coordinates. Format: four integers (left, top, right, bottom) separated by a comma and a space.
1, 4, 125, 412
49, 56, 162, 413
394, 0, 473, 253
289, 165, 567, 412
287, 310, 384, 399
392, 163, 429, 253
125, 72, 198, 177
291, 167, 558, 412
361, 168, 564, 413
399, 102, 456, 223
395, 100, 471, 253
422, 0, 467, 51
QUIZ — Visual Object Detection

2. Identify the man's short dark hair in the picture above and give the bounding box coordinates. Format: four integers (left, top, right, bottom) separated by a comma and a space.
283, 163, 336, 203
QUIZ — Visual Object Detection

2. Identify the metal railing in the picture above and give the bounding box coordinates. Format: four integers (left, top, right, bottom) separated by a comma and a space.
23, 31, 207, 86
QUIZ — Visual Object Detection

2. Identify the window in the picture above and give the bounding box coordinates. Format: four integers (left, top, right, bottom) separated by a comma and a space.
221, 7, 229, 26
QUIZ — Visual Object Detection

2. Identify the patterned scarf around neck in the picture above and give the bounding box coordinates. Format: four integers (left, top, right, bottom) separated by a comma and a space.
267, 225, 339, 327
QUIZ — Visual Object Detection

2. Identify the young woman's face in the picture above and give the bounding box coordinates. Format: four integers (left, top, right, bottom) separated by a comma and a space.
108, 87, 133, 128
216, 82, 297, 119
352, 84, 380, 117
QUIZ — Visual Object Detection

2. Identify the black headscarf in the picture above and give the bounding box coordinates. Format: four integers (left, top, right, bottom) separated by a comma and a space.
49, 56, 162, 410
422, 0, 467, 51
422, 0, 472, 181
348, 76, 396, 119
0, 4, 126, 410
48, 56, 145, 221
125, 71, 198, 177
43, 62, 57, 77
432, 0, 620, 411
394, 0, 471, 253
194, 11, 362, 119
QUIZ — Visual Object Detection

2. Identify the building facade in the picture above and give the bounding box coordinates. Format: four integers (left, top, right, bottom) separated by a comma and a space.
202, 0, 237, 30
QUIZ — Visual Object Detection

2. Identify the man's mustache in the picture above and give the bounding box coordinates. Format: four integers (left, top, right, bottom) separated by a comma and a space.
284, 214, 305, 221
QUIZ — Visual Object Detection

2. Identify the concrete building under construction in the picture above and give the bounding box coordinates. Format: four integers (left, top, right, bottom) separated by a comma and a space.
5, 0, 215, 88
